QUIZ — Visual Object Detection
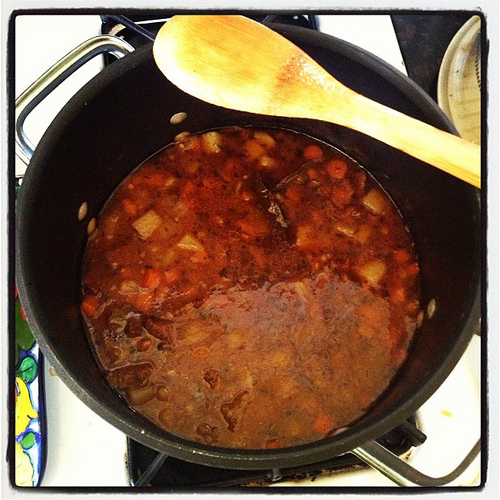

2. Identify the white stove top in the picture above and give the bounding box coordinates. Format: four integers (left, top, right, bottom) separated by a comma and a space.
11, 12, 487, 495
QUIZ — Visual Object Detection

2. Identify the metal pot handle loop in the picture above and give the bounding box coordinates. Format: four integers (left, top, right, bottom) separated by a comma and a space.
352, 438, 481, 486
15, 35, 135, 165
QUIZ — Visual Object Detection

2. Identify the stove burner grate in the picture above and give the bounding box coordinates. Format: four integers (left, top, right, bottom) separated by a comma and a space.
127, 417, 426, 488
100, 14, 320, 53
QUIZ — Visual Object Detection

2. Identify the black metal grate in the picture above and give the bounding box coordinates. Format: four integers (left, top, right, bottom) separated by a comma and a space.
100, 13, 319, 48
127, 417, 426, 487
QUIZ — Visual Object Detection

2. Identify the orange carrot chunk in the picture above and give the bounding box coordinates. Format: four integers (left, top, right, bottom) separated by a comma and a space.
121, 198, 138, 218
393, 248, 412, 264
143, 267, 163, 289
325, 159, 348, 179
303, 144, 324, 160
313, 411, 335, 435
81, 294, 100, 318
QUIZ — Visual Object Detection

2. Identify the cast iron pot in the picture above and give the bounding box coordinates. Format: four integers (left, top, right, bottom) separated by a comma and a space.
16, 23, 481, 474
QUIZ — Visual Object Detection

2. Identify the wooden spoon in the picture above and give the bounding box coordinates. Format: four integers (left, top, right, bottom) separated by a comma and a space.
153, 15, 481, 188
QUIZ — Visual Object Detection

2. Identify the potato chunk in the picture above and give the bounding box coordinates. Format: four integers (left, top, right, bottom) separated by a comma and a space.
202, 131, 222, 153
177, 233, 204, 252
362, 188, 387, 214
132, 210, 161, 239
358, 260, 386, 285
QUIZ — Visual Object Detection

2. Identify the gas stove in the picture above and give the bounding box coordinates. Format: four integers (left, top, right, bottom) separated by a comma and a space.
11, 11, 486, 494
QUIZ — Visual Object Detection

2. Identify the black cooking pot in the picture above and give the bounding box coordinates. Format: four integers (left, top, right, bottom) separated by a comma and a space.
16, 23, 481, 470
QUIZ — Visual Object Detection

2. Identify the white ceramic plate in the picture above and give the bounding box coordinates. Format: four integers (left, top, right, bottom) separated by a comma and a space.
437, 16, 481, 144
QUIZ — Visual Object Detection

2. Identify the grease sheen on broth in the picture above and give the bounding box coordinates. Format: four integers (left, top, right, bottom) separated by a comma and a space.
81, 127, 421, 449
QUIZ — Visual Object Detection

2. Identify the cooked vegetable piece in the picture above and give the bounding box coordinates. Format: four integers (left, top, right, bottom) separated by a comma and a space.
326, 158, 348, 179
81, 294, 100, 318
303, 144, 323, 160
253, 130, 276, 147
335, 222, 357, 238
126, 384, 156, 406
362, 188, 387, 214
202, 131, 222, 153
143, 267, 163, 289
358, 260, 387, 285
132, 210, 161, 239
122, 198, 138, 218
354, 224, 372, 244
177, 233, 204, 251
244, 138, 266, 160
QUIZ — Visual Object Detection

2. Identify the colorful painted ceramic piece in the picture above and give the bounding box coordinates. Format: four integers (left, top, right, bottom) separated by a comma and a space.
14, 179, 45, 487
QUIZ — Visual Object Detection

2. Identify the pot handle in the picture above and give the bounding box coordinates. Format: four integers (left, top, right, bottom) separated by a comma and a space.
352, 438, 481, 486
15, 35, 135, 165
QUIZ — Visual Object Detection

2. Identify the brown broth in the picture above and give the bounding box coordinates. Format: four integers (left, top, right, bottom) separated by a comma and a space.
81, 127, 421, 449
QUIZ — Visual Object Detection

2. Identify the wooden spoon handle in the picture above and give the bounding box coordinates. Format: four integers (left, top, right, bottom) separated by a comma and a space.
311, 88, 481, 188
